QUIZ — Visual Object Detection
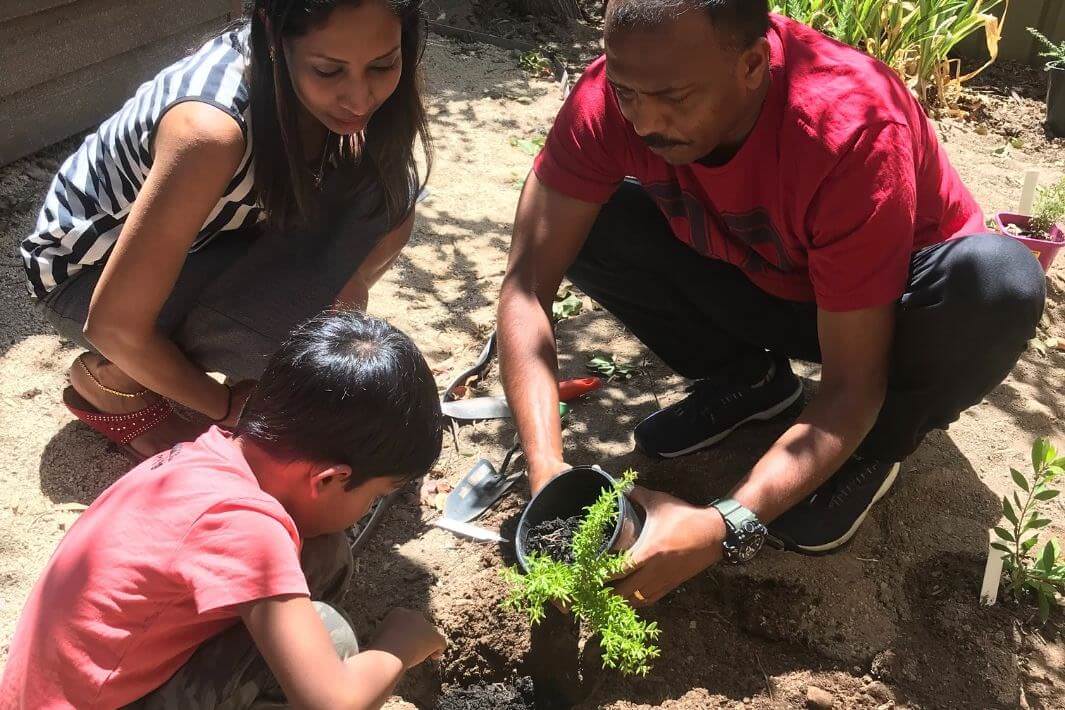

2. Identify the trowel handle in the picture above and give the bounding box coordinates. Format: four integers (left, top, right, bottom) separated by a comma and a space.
558, 377, 602, 402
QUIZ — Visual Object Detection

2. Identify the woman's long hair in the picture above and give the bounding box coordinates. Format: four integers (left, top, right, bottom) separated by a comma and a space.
248, 0, 432, 231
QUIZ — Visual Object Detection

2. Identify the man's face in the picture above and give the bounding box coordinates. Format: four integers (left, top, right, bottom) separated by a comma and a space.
604, 9, 767, 165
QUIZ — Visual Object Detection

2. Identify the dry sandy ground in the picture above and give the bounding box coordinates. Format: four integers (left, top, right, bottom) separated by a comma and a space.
2, 37, 1065, 709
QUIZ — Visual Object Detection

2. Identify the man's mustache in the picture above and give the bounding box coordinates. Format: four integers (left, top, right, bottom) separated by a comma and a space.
641, 134, 690, 149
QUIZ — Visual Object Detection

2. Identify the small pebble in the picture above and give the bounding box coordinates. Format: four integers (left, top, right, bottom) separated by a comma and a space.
806, 685, 834, 709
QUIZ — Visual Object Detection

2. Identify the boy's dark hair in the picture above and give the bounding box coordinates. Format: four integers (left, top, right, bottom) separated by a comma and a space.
606, 0, 770, 49
237, 310, 442, 488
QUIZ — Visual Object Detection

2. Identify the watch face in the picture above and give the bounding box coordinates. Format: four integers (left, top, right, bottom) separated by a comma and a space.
732, 520, 766, 562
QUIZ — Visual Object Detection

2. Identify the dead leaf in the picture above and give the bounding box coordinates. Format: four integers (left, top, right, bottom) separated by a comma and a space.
419, 479, 452, 506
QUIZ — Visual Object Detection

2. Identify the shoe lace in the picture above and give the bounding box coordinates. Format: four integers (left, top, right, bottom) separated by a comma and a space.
682, 358, 776, 417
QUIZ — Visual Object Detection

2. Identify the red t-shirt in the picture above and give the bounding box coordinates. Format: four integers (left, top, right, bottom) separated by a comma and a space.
0, 428, 309, 710
534, 14, 984, 311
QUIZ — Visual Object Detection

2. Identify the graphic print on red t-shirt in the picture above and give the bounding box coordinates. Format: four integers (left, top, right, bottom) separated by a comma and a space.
533, 14, 984, 312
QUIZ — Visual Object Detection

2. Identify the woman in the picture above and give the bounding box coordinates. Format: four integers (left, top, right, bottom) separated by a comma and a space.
21, 0, 432, 459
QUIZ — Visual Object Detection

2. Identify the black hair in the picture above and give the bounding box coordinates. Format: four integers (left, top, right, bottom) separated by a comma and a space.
247, 0, 432, 232
236, 310, 443, 487
605, 0, 770, 49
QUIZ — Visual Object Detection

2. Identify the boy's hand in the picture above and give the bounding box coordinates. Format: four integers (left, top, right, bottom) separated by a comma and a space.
369, 608, 446, 669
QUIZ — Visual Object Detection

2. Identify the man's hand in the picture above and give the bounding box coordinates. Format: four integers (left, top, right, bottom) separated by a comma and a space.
528, 457, 570, 496
611, 486, 725, 607
369, 608, 446, 670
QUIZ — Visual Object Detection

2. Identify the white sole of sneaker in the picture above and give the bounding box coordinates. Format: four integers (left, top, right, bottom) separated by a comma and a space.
655, 379, 805, 459
793, 462, 901, 554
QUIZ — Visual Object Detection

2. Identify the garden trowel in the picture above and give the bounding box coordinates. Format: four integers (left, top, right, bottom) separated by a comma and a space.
440, 396, 511, 421
443, 441, 523, 523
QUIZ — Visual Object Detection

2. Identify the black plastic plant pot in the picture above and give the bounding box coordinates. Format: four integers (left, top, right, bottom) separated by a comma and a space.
1047, 63, 1065, 138
515, 465, 645, 573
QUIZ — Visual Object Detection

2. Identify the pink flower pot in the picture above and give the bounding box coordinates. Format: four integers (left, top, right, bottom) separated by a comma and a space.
994, 213, 1065, 273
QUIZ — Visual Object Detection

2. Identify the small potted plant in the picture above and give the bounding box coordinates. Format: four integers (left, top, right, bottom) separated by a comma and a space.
514, 465, 645, 571
504, 469, 660, 676
1028, 28, 1065, 138
995, 174, 1065, 272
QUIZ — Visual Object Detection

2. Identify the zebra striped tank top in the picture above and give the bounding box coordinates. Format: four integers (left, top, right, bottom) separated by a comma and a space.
21, 25, 260, 298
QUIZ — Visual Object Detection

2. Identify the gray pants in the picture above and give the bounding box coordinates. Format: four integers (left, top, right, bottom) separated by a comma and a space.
37, 188, 389, 382
124, 533, 357, 709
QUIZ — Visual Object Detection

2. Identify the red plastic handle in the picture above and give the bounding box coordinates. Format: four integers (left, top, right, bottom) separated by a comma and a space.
558, 377, 602, 402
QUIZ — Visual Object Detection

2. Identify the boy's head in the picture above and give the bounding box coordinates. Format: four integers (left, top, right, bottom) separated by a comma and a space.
236, 310, 442, 535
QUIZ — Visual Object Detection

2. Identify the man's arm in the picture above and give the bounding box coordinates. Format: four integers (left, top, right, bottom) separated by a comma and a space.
498, 173, 602, 493
729, 304, 894, 517
613, 305, 893, 605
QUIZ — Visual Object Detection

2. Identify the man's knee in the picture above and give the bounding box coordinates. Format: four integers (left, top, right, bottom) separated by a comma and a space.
938, 233, 1046, 338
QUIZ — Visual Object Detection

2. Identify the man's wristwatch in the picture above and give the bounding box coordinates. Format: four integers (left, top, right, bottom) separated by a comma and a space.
710, 498, 767, 564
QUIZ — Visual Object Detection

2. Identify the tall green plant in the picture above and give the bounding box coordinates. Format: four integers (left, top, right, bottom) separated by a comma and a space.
773, 0, 1008, 107
502, 470, 661, 676
992, 438, 1065, 623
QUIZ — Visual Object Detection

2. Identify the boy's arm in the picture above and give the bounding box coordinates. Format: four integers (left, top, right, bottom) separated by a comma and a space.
240, 596, 444, 710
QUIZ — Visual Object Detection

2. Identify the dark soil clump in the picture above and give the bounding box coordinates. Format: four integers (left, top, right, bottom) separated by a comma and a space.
435, 675, 536, 710
526, 515, 581, 563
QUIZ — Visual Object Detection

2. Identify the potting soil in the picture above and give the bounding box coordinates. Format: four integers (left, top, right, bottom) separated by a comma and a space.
435, 675, 535, 710
526, 515, 582, 564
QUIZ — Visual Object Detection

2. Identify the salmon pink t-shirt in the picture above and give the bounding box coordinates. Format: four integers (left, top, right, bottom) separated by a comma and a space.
0, 428, 309, 709
534, 14, 984, 311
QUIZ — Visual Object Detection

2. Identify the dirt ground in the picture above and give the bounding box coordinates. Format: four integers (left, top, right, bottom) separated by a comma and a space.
3, 29, 1065, 710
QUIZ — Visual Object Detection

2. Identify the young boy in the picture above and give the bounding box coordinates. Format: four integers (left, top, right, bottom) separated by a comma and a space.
1, 311, 446, 709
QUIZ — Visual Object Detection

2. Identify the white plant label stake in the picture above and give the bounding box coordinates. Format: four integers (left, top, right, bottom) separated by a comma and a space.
980, 527, 1009, 606
1018, 168, 1041, 215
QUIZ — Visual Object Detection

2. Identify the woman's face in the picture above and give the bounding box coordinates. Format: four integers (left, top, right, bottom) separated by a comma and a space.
283, 1, 404, 136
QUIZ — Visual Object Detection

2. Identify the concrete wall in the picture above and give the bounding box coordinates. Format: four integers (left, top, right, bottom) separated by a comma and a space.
0, 0, 239, 165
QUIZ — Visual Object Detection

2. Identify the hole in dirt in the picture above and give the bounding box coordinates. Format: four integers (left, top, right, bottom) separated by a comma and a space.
435, 604, 605, 709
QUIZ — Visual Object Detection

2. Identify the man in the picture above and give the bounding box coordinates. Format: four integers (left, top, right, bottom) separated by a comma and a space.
498, 0, 1045, 606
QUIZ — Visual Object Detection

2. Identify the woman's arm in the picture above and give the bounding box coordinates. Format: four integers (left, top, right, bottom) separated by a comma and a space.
83, 102, 246, 421
333, 209, 415, 311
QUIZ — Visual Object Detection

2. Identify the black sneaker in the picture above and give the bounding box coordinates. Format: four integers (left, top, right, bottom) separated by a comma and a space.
633, 353, 803, 458
767, 457, 901, 554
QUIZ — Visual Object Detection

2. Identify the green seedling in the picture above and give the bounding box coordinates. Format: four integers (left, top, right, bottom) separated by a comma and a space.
552, 288, 583, 321
993, 437, 1065, 622
502, 471, 661, 675
509, 135, 545, 157
519, 49, 554, 78
586, 353, 640, 381
1029, 176, 1065, 240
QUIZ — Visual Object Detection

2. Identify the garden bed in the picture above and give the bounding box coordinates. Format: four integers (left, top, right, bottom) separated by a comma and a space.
1, 25, 1064, 710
